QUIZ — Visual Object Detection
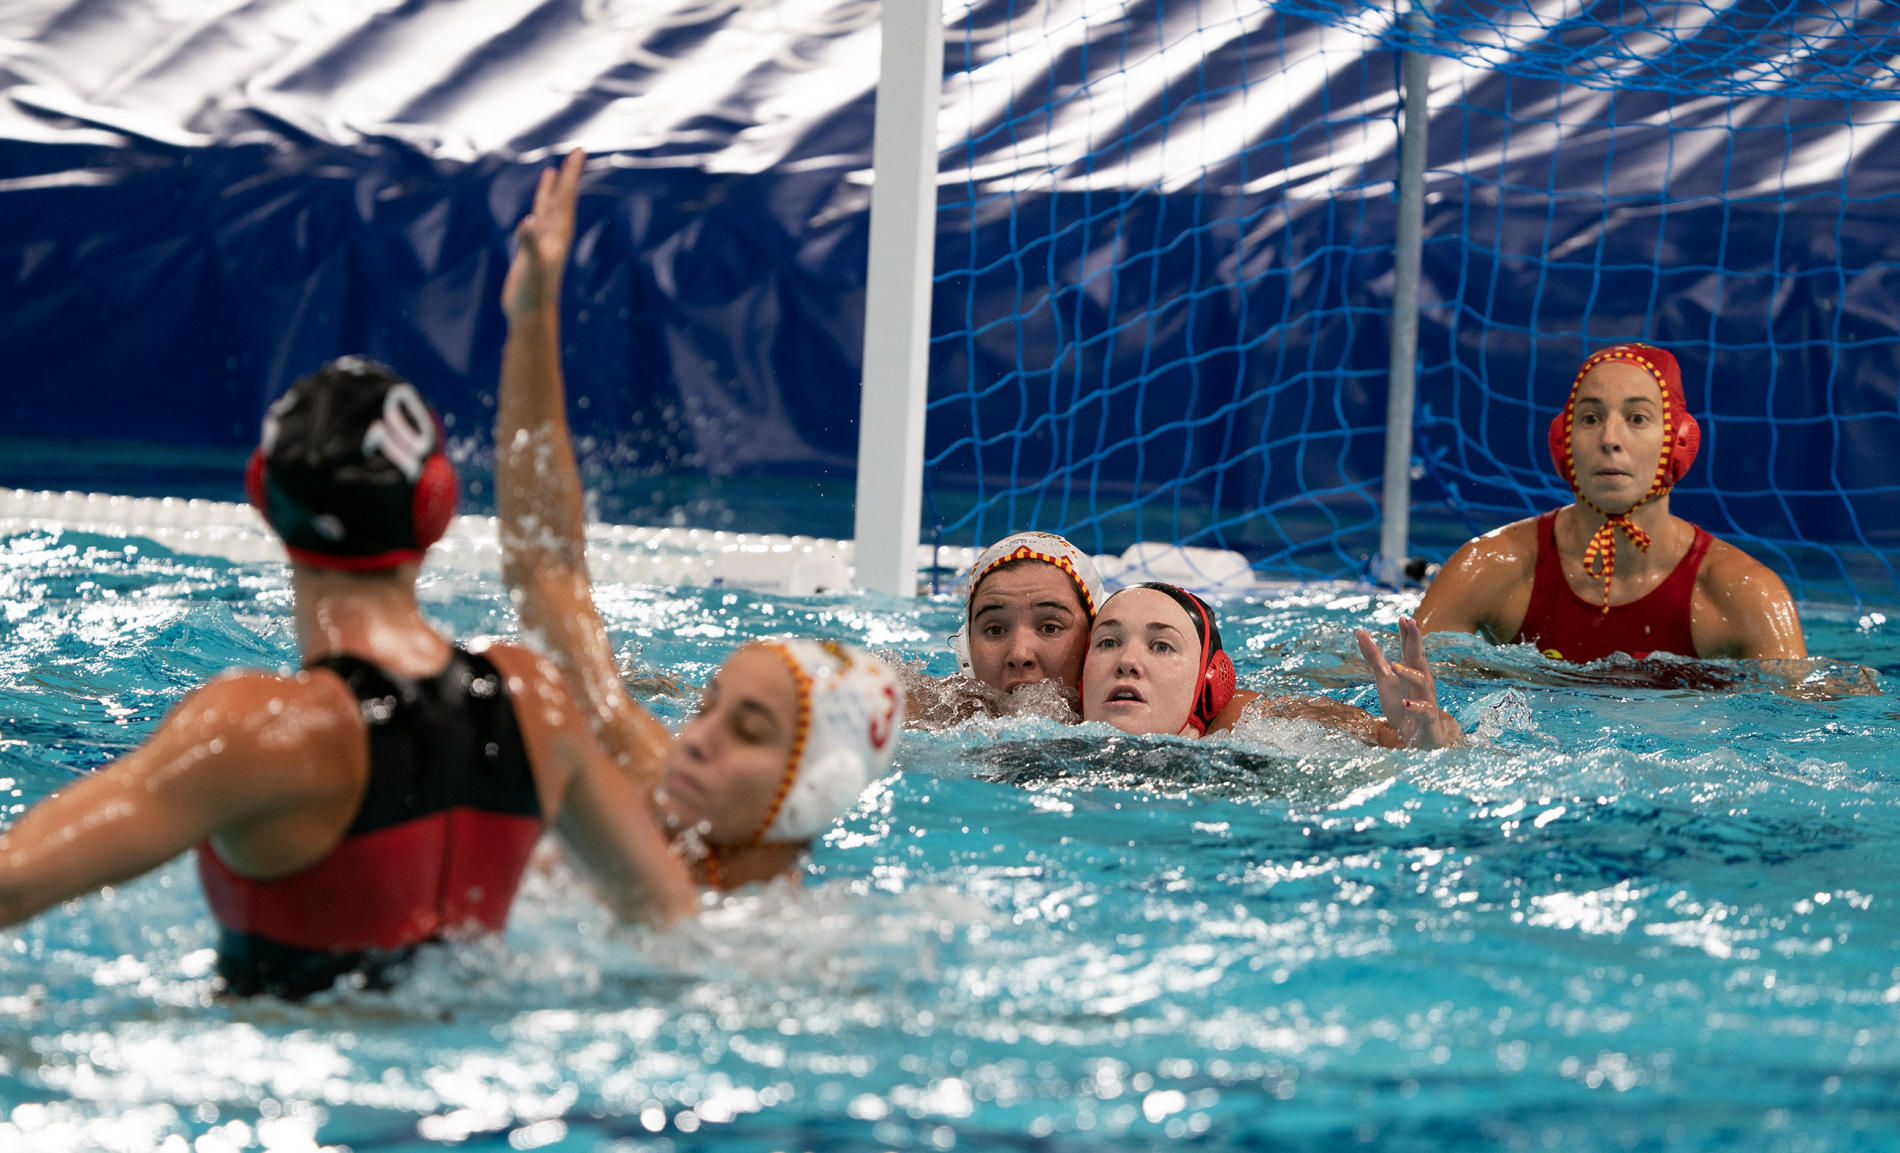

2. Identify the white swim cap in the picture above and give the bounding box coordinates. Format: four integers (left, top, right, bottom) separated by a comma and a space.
749, 640, 904, 843
949, 532, 1106, 675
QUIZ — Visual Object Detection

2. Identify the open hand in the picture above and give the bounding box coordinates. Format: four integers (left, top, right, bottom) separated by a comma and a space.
502, 148, 585, 320
1355, 617, 1462, 749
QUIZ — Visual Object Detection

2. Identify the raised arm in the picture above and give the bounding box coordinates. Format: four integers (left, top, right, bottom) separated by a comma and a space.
483, 644, 697, 923
1213, 618, 1461, 749
0, 673, 362, 928
495, 149, 673, 789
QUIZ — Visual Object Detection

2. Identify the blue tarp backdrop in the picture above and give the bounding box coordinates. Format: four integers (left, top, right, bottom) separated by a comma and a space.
2, 0, 1897, 576
0, 0, 893, 482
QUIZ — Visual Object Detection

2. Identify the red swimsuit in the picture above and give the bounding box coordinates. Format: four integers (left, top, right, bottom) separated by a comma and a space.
1513, 510, 1712, 663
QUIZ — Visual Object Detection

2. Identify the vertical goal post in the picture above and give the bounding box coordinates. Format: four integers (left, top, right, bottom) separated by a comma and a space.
853, 0, 945, 597
1375, 0, 1433, 589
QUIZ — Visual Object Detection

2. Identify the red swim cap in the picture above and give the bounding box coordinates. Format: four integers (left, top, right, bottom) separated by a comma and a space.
1545, 343, 1701, 611
1547, 343, 1700, 498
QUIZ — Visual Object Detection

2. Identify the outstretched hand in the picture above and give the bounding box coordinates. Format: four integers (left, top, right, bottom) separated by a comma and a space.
1355, 617, 1463, 749
502, 148, 585, 320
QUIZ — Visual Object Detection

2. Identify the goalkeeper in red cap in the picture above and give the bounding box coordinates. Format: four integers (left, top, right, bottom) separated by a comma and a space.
1415, 343, 1805, 663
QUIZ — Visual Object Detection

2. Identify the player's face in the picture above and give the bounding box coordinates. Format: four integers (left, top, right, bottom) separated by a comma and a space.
660, 644, 800, 844
966, 562, 1091, 692
1081, 588, 1201, 736
1570, 361, 1669, 513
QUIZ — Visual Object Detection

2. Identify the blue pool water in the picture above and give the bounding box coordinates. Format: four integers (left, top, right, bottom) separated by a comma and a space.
2, 526, 1899, 1152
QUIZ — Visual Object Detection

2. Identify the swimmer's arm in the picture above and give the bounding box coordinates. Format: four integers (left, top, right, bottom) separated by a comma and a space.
497, 146, 589, 577
498, 568, 674, 791
1248, 692, 1392, 745
0, 674, 359, 929
1217, 623, 1463, 748
1414, 521, 1536, 644
1694, 545, 1808, 661
553, 737, 698, 924
484, 645, 696, 924
494, 150, 675, 788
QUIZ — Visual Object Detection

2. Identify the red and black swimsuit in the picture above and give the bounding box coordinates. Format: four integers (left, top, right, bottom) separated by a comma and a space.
195, 647, 543, 998
1513, 510, 1712, 663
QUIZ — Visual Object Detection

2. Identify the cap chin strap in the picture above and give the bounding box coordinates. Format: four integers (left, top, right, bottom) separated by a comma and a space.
1576, 494, 1657, 613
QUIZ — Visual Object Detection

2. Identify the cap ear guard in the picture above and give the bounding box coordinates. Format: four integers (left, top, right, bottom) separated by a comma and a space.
244, 448, 268, 514
1198, 649, 1236, 729
411, 449, 459, 551
752, 641, 905, 845
1664, 410, 1701, 488
1547, 411, 1574, 490
949, 624, 974, 676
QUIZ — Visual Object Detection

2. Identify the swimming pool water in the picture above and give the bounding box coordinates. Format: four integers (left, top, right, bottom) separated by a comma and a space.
2, 527, 1898, 1152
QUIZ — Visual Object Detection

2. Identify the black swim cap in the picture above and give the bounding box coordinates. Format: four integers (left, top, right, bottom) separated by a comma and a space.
246, 357, 458, 571
1132, 582, 1237, 734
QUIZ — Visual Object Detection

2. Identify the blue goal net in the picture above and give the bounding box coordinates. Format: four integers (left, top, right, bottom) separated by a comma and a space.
924, 0, 1900, 606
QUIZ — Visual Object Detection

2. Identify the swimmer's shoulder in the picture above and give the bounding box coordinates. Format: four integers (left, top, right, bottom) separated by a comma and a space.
1416, 514, 1541, 638
467, 638, 550, 682
1695, 532, 1783, 589
197, 665, 362, 745
1203, 688, 1260, 735
1694, 534, 1797, 615
144, 667, 368, 807
468, 638, 631, 809
1690, 533, 1806, 659
1437, 515, 1541, 585
1465, 513, 1542, 564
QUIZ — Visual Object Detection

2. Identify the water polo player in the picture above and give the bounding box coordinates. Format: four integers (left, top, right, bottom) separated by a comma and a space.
496, 150, 903, 888
883, 529, 1106, 728
1083, 584, 1462, 748
951, 530, 1104, 693
1415, 343, 1806, 662
0, 358, 696, 999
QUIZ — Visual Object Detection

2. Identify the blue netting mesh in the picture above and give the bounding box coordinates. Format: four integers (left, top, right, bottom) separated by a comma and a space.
924, 0, 1900, 606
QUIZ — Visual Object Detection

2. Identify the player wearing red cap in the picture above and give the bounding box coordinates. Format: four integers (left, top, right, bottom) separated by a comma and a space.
0, 359, 698, 998
1081, 583, 1462, 748
1415, 344, 1805, 663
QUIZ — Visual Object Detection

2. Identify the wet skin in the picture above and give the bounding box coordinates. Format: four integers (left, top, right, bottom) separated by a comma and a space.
1568, 360, 1669, 515
659, 644, 799, 844
1081, 587, 1202, 736
966, 563, 1090, 693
